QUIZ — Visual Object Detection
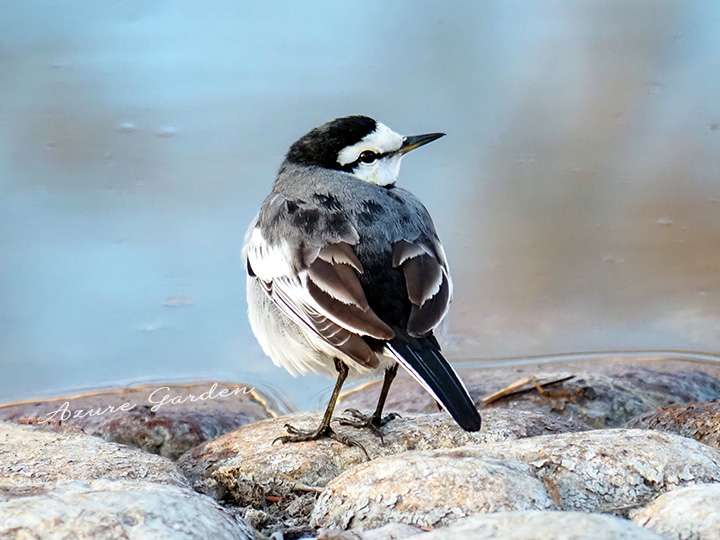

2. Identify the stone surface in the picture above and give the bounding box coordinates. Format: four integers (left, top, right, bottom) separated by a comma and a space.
340, 360, 720, 428
311, 450, 555, 529
312, 429, 720, 531
631, 483, 720, 540
178, 408, 586, 506
404, 511, 663, 540
627, 401, 720, 449
0, 479, 253, 540
479, 428, 720, 514
0, 422, 187, 499
0, 381, 278, 459
318, 522, 423, 540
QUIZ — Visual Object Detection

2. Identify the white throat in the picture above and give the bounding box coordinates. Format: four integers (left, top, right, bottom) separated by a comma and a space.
356, 154, 403, 186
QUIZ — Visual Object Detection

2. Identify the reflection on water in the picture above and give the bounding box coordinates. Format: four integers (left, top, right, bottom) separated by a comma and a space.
1, 1, 719, 409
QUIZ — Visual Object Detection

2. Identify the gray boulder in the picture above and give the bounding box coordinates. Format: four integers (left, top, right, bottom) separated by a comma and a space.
0, 479, 253, 540
312, 429, 720, 531
0, 381, 276, 459
627, 401, 720, 450
0, 422, 186, 499
404, 511, 663, 540
340, 361, 720, 428
178, 409, 585, 506
317, 522, 423, 540
631, 483, 720, 540
311, 450, 555, 529
479, 428, 720, 514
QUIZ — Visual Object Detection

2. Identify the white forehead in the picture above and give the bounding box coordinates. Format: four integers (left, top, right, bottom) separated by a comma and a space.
337, 122, 404, 166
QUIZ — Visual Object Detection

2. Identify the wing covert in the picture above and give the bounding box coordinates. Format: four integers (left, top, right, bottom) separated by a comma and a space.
393, 238, 452, 337
245, 196, 394, 368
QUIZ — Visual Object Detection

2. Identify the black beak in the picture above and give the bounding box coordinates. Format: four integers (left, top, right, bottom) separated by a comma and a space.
398, 132, 446, 155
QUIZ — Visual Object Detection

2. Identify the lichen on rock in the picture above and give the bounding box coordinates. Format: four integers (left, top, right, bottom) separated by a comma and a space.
340, 362, 720, 429
478, 428, 720, 514
317, 522, 423, 540
178, 408, 585, 507
310, 428, 720, 532
402, 511, 664, 540
311, 450, 556, 530
631, 483, 720, 540
0, 479, 253, 540
627, 401, 720, 450
0, 422, 187, 499
0, 381, 277, 459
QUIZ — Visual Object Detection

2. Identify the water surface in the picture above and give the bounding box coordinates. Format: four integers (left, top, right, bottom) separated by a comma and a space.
1, 1, 719, 409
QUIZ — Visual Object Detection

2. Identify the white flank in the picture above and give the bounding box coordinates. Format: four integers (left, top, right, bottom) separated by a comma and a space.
245, 226, 295, 279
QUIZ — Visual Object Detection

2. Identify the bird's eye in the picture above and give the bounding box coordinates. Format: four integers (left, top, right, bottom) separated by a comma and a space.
358, 150, 377, 163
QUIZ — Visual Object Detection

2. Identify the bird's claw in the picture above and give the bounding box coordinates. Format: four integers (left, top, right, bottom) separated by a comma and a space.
272, 422, 370, 460
342, 408, 401, 426
336, 409, 401, 444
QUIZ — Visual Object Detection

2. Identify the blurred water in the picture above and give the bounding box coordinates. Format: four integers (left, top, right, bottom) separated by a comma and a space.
1, 1, 719, 408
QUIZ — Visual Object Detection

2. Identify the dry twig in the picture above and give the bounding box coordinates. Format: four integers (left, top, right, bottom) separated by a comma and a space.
481, 375, 576, 406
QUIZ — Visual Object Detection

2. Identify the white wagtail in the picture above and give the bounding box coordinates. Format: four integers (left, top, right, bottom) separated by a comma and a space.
244, 116, 481, 450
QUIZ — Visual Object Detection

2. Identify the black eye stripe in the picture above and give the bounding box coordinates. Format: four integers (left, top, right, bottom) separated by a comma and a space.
353, 149, 395, 166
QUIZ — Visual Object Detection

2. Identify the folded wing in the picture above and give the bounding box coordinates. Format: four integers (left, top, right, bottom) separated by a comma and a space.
245, 198, 394, 369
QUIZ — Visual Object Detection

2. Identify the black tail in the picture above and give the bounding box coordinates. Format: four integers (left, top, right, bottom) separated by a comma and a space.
387, 336, 481, 432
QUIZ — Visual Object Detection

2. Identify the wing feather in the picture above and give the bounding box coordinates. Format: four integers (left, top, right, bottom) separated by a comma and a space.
402, 253, 443, 305
306, 257, 368, 308
246, 208, 394, 368
317, 242, 363, 273
393, 238, 453, 337
305, 277, 394, 339
271, 279, 378, 367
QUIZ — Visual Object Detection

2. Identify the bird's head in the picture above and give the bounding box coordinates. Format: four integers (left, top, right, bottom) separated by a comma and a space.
285, 116, 444, 187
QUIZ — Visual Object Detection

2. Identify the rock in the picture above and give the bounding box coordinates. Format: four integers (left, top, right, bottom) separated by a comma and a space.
340, 360, 720, 428
0, 422, 186, 499
178, 408, 585, 506
403, 511, 664, 540
478, 429, 720, 514
311, 429, 720, 531
311, 450, 555, 530
627, 401, 720, 449
631, 483, 720, 540
318, 522, 423, 540
0, 381, 278, 459
0, 479, 253, 539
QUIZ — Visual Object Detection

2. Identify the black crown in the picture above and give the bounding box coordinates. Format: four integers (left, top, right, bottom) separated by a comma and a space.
286, 116, 377, 171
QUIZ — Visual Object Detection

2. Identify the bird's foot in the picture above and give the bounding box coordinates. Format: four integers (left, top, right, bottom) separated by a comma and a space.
272, 422, 369, 460
336, 408, 401, 444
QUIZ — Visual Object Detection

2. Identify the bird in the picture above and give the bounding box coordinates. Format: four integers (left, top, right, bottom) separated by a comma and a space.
244, 115, 481, 451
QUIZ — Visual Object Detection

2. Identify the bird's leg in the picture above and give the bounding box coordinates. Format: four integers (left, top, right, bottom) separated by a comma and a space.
274, 359, 369, 458
339, 363, 400, 442
369, 363, 401, 425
